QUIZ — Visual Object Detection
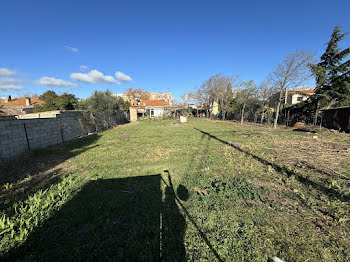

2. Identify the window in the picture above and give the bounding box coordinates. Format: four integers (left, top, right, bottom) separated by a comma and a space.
297, 96, 303, 101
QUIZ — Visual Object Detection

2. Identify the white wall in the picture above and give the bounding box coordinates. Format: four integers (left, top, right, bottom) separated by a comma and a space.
291, 94, 309, 105
148, 107, 164, 118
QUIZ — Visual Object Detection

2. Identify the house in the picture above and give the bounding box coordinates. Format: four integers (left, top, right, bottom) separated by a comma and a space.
138, 100, 169, 118
0, 95, 45, 116
113, 91, 173, 119
269, 89, 315, 109
286, 90, 315, 105
211, 101, 219, 116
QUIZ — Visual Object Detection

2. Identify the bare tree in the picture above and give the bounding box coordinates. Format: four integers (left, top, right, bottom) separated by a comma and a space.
185, 74, 234, 118
236, 80, 258, 123
124, 88, 150, 100
257, 77, 278, 124
272, 51, 315, 128
202, 74, 231, 117
221, 82, 232, 120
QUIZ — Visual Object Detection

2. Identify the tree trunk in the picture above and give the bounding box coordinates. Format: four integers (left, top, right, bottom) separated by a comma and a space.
284, 107, 288, 126
254, 112, 258, 123
241, 103, 246, 124
267, 113, 271, 124
314, 101, 319, 126
273, 88, 284, 128
273, 100, 281, 128
260, 104, 265, 124
222, 107, 226, 120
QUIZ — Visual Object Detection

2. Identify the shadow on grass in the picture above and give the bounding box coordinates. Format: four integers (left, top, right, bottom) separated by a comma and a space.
0, 134, 100, 212
194, 128, 350, 203
162, 171, 224, 262
3, 174, 186, 261
4, 171, 225, 261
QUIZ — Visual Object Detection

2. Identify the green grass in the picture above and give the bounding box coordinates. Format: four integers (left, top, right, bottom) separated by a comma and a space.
1, 119, 350, 261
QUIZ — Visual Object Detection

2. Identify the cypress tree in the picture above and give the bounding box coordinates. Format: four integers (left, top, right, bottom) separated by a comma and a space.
310, 26, 350, 108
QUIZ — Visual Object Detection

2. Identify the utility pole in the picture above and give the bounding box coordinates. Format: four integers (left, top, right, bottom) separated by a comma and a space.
284, 88, 288, 126
284, 88, 288, 105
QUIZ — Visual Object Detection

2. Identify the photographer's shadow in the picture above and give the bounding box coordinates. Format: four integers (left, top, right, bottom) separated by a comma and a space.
162, 172, 189, 261
3, 172, 189, 261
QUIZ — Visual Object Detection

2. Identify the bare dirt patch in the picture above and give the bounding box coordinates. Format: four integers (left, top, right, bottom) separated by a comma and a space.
273, 138, 350, 179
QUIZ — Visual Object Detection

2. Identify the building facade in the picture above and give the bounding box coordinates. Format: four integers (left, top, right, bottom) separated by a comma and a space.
138, 100, 169, 118
286, 90, 315, 105
269, 89, 315, 109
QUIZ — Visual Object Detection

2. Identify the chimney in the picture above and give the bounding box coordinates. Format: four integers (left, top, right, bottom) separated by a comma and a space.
25, 97, 31, 106
4, 95, 11, 103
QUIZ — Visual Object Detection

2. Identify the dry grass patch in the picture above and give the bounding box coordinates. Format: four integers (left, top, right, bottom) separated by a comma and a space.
274, 138, 350, 178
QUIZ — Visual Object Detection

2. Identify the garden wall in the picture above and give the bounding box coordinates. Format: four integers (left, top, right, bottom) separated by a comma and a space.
0, 110, 129, 158
321, 106, 350, 133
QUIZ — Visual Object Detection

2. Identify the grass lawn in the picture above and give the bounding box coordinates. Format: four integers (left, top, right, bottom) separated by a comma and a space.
1, 118, 350, 261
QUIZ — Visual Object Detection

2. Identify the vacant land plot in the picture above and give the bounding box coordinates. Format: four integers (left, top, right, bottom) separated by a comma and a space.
1, 119, 350, 261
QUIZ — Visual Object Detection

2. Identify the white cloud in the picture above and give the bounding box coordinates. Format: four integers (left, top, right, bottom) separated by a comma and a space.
65, 45, 79, 53
34, 77, 77, 87
80, 65, 88, 71
0, 84, 26, 90
0, 78, 26, 84
0, 68, 16, 76
115, 71, 132, 83
70, 69, 116, 84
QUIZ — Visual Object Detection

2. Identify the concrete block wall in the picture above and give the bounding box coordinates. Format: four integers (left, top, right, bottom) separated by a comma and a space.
0, 110, 129, 159
24, 118, 62, 150
0, 120, 29, 158
58, 112, 82, 142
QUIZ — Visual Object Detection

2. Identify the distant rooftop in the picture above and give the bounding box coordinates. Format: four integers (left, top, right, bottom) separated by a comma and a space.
288, 90, 315, 95
139, 100, 169, 107
0, 96, 45, 108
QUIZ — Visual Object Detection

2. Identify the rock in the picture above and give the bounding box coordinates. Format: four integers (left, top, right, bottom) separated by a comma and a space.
312, 136, 318, 139
180, 116, 187, 123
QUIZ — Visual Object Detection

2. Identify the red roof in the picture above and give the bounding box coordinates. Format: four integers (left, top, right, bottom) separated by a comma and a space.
139, 100, 169, 107
288, 90, 315, 95
0, 97, 45, 107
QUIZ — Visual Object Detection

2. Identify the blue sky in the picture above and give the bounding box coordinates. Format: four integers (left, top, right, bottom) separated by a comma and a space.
1, 0, 349, 101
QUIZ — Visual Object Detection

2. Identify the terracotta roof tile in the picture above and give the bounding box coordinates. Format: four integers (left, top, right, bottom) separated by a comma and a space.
0, 97, 45, 107
288, 90, 315, 95
139, 100, 169, 107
